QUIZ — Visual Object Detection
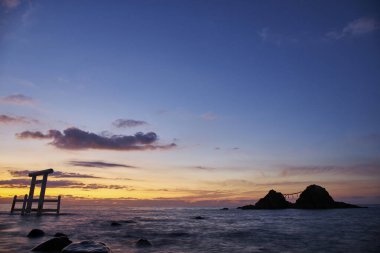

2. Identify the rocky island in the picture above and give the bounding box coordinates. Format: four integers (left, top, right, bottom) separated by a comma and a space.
238, 184, 361, 210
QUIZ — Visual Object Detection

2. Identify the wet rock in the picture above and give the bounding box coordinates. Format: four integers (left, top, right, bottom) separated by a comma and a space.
110, 222, 122, 226
31, 236, 72, 252
136, 239, 152, 248
54, 232, 67, 237
27, 229, 45, 238
254, 190, 293, 209
193, 216, 205, 220
296, 184, 360, 209
62, 240, 112, 253
221, 208, 229, 210
237, 204, 255, 210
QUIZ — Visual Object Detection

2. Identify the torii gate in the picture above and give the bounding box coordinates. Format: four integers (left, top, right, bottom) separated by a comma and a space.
10, 168, 61, 215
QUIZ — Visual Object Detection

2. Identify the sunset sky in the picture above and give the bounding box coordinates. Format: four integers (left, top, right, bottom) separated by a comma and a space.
1, 0, 380, 206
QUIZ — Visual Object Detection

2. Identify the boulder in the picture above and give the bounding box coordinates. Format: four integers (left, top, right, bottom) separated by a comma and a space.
110, 222, 121, 226
254, 190, 293, 209
193, 216, 205, 220
54, 232, 67, 237
27, 229, 45, 238
136, 239, 152, 248
296, 184, 360, 209
31, 236, 72, 252
221, 208, 229, 210
62, 240, 112, 253
237, 204, 255, 210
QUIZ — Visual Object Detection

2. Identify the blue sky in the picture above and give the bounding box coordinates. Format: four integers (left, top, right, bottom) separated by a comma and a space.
0, 0, 380, 204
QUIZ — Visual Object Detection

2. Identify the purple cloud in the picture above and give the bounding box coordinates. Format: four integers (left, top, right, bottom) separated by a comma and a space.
16, 127, 176, 151
113, 119, 147, 128
8, 170, 101, 179
0, 114, 39, 124
0, 94, 35, 105
67, 160, 136, 168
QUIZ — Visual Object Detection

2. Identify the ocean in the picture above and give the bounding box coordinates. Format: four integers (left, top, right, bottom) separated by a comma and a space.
0, 204, 379, 253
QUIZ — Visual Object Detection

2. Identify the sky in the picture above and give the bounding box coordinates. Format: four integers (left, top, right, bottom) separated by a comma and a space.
0, 0, 380, 206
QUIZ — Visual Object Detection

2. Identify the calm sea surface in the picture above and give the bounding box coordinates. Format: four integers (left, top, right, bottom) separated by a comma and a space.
0, 204, 379, 253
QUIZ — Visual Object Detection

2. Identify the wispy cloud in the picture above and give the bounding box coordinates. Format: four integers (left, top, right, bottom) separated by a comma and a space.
0, 178, 132, 190
16, 127, 176, 151
326, 17, 379, 40
0, 0, 21, 9
258, 28, 298, 46
0, 94, 36, 105
200, 112, 218, 121
280, 163, 380, 177
67, 160, 136, 169
8, 170, 102, 179
189, 166, 215, 171
0, 114, 39, 124
113, 119, 147, 128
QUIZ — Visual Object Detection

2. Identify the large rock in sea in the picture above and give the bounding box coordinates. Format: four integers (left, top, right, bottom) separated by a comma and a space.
255, 190, 293, 209
238, 190, 293, 209
31, 236, 72, 252
295, 184, 359, 209
62, 240, 112, 253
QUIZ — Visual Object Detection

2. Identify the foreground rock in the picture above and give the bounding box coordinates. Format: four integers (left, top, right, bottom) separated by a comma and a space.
295, 184, 360, 209
27, 229, 45, 238
32, 236, 72, 252
62, 241, 112, 253
238, 190, 293, 209
136, 239, 152, 248
54, 232, 67, 237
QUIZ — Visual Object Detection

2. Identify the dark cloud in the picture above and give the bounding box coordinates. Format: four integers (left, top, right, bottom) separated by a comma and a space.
67, 160, 136, 168
190, 166, 215, 171
0, 178, 131, 190
0, 114, 38, 124
0, 94, 35, 105
16, 127, 176, 151
113, 119, 147, 128
8, 170, 101, 179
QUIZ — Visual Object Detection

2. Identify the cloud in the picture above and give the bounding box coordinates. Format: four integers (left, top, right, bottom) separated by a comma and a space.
258, 28, 298, 46
0, 114, 39, 124
8, 170, 102, 179
280, 163, 380, 177
0, 0, 21, 9
16, 127, 177, 151
0, 94, 36, 105
113, 119, 147, 128
200, 112, 218, 121
190, 166, 215, 171
326, 17, 379, 40
67, 160, 136, 169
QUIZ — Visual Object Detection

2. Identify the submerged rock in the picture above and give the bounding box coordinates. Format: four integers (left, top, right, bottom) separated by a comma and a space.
54, 232, 67, 237
62, 240, 112, 253
110, 222, 122, 226
193, 216, 205, 220
136, 239, 152, 248
295, 184, 360, 209
31, 236, 72, 252
27, 229, 45, 238
221, 208, 229, 210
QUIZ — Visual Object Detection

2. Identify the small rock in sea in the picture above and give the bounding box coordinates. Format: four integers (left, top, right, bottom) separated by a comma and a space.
54, 232, 67, 237
31, 236, 72, 252
136, 239, 152, 248
27, 229, 45, 238
221, 208, 229, 210
62, 240, 112, 253
193, 216, 205, 220
111, 222, 122, 226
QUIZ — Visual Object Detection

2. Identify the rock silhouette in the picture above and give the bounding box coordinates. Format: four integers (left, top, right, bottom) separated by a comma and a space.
136, 239, 152, 248
295, 184, 359, 209
27, 229, 45, 238
32, 236, 72, 252
238, 184, 360, 210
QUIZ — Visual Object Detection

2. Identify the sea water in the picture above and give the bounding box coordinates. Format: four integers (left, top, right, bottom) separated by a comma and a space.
0, 204, 379, 253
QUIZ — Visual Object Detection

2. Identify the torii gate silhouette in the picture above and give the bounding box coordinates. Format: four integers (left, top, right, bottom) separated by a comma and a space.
11, 168, 61, 215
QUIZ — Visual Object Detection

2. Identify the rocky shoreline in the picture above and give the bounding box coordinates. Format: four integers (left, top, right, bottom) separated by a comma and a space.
238, 184, 362, 210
